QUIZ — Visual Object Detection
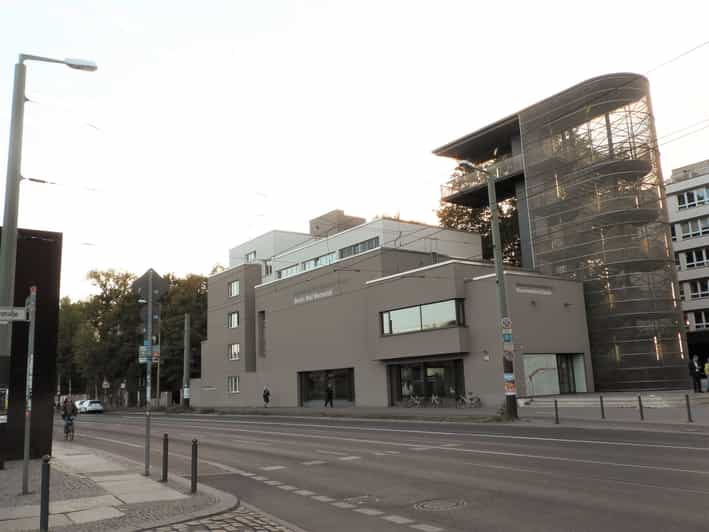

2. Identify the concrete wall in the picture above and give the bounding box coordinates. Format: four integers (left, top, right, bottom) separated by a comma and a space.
228, 230, 313, 269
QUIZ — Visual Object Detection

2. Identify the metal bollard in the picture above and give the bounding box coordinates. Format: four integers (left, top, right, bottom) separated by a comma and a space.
553, 399, 559, 424
638, 395, 644, 421
161, 434, 168, 483
40, 455, 50, 532
190, 439, 198, 494
599, 395, 605, 420
686, 394, 694, 423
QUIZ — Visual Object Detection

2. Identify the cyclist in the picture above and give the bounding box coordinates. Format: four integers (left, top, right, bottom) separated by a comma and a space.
61, 397, 78, 439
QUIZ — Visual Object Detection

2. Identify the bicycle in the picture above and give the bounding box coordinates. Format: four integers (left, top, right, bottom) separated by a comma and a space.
430, 394, 441, 407
406, 394, 423, 408
456, 393, 482, 408
63, 415, 75, 441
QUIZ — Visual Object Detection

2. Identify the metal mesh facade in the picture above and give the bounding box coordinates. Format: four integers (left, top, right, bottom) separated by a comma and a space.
518, 74, 687, 390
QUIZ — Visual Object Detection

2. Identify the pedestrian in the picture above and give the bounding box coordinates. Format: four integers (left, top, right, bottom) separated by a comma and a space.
704, 359, 709, 393
324, 384, 334, 408
262, 386, 271, 407
690, 355, 703, 393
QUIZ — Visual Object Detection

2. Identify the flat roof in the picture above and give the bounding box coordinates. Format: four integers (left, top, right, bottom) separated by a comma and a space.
432, 72, 647, 160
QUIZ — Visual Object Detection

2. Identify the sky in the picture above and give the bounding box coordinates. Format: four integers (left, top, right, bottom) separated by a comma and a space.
1, 0, 709, 300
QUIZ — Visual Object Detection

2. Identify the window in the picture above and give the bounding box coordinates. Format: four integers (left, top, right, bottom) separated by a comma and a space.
227, 376, 240, 393
339, 237, 380, 259
685, 248, 709, 269
381, 299, 464, 336
227, 311, 239, 328
671, 225, 677, 242
227, 280, 240, 297
245, 251, 256, 263
678, 187, 709, 210
680, 217, 709, 239
277, 264, 299, 279
689, 279, 709, 299
694, 311, 709, 329
303, 252, 337, 271
264, 260, 273, 276
679, 284, 685, 301
228, 343, 240, 360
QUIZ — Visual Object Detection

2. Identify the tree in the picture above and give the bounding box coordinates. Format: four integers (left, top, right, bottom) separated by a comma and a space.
437, 198, 521, 266
57, 297, 89, 394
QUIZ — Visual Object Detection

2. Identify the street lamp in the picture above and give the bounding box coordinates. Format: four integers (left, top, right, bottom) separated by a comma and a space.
460, 159, 518, 420
0, 53, 97, 395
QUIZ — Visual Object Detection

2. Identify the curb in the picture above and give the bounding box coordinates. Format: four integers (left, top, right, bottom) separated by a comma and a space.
58, 443, 239, 532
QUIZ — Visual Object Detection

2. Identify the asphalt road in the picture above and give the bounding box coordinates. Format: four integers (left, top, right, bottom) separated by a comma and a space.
56, 412, 709, 532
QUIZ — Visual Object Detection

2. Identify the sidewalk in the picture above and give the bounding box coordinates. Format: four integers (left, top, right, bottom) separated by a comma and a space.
0, 441, 235, 532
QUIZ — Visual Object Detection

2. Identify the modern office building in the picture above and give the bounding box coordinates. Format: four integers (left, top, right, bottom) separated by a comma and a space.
435, 73, 687, 391
666, 159, 709, 358
192, 212, 593, 408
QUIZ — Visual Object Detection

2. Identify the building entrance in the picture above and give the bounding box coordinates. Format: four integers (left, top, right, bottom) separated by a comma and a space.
298, 368, 354, 407
523, 354, 587, 396
388, 358, 464, 407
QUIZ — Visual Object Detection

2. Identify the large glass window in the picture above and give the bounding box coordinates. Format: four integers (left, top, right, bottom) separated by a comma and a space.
227, 280, 240, 297
277, 264, 299, 279
303, 252, 337, 271
681, 216, 709, 240
339, 237, 380, 259
690, 279, 709, 299
686, 248, 709, 269
382, 299, 464, 336
677, 187, 709, 210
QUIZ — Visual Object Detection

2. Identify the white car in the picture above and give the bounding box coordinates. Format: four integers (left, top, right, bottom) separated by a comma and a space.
74, 400, 87, 411
82, 400, 104, 414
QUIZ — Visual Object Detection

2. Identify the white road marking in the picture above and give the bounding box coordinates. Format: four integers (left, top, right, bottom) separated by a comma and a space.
332, 502, 356, 509
264, 480, 282, 486
412, 447, 433, 451
382, 515, 415, 524
294, 490, 316, 496
411, 524, 445, 532
240, 472, 255, 476
312, 495, 335, 502
261, 465, 286, 471
338, 456, 360, 461
355, 508, 384, 516
141, 417, 709, 452
252, 476, 268, 481
278, 485, 297, 491
301, 460, 327, 466
316, 449, 349, 456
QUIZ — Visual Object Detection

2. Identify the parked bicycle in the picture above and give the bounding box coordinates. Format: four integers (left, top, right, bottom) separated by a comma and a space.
430, 394, 441, 407
456, 393, 482, 408
406, 394, 423, 408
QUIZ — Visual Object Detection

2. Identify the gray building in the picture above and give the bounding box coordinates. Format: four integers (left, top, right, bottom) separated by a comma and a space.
192, 212, 593, 408
666, 159, 709, 360
435, 73, 687, 391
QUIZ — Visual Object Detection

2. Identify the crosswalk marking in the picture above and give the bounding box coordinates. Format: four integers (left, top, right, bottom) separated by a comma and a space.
312, 495, 336, 502
278, 485, 297, 491
338, 456, 361, 461
302, 460, 327, 466
260, 465, 286, 471
252, 476, 268, 481
294, 490, 315, 496
264, 480, 282, 486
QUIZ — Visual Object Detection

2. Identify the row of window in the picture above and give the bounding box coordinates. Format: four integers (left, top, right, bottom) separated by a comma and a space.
689, 279, 709, 300
677, 187, 709, 210
689, 311, 709, 329
277, 237, 380, 279
381, 299, 465, 336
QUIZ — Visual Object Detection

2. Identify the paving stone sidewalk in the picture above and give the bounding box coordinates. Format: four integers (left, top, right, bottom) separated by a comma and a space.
0, 441, 235, 532
150, 503, 304, 532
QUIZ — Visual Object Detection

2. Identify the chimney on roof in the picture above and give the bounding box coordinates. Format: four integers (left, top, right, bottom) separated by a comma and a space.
309, 209, 365, 238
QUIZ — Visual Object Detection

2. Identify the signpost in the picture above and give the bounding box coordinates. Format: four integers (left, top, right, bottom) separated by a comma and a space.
131, 269, 167, 477
21, 287, 36, 495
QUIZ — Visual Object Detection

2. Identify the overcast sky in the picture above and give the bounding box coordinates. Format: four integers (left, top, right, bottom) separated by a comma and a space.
1, 0, 708, 300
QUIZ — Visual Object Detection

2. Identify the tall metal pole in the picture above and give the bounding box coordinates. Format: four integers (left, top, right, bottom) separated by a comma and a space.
183, 313, 191, 408
22, 286, 36, 495
144, 271, 152, 476
0, 61, 27, 392
487, 172, 518, 420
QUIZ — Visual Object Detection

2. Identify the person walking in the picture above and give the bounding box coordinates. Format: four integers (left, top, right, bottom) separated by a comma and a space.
262, 386, 271, 407
704, 359, 709, 393
324, 384, 334, 408
690, 355, 703, 393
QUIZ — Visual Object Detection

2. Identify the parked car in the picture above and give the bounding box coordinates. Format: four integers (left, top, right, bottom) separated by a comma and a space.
74, 399, 87, 412
82, 400, 104, 414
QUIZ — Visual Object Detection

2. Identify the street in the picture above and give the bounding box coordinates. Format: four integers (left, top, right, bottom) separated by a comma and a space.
54, 413, 709, 532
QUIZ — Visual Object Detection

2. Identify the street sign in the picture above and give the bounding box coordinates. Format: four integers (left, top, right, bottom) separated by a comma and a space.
501, 317, 512, 330
102, 379, 110, 390
182, 386, 190, 399
0, 306, 26, 324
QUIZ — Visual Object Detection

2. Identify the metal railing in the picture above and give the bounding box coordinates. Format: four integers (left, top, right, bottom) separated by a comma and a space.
440, 154, 524, 199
